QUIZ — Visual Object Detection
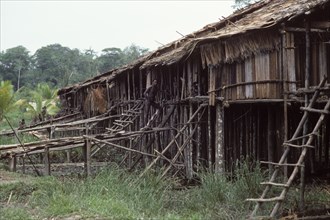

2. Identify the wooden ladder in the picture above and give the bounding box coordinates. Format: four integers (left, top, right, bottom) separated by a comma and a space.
247, 76, 330, 218
107, 101, 144, 134
91, 101, 143, 156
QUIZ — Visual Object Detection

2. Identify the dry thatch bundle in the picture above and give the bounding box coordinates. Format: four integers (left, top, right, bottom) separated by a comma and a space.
83, 86, 107, 117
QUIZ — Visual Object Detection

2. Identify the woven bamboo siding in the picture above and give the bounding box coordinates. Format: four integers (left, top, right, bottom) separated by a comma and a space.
245, 58, 254, 99
218, 51, 282, 100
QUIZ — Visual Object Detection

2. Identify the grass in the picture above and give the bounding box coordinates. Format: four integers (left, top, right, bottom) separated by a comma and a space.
0, 160, 329, 219
0, 163, 262, 219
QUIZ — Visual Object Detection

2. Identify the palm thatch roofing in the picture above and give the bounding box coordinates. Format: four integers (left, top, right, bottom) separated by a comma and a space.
58, 0, 329, 95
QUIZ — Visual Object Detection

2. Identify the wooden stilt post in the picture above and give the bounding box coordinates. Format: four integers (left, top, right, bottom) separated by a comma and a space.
43, 147, 50, 176
83, 125, 91, 177
185, 104, 193, 179
22, 156, 26, 174
208, 65, 216, 169
66, 150, 70, 163
215, 102, 225, 173
83, 139, 91, 177
281, 23, 289, 180
9, 155, 17, 172
324, 124, 329, 168
267, 106, 275, 175
207, 106, 212, 169
301, 17, 311, 212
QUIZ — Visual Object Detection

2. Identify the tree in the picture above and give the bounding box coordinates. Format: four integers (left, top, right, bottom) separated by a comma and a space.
233, 0, 255, 9
0, 46, 31, 90
97, 47, 123, 73
122, 44, 148, 64
33, 44, 79, 87
17, 83, 60, 120
97, 44, 148, 74
0, 81, 17, 121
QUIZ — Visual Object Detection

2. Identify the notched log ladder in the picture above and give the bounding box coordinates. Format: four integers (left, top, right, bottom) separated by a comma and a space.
247, 76, 330, 219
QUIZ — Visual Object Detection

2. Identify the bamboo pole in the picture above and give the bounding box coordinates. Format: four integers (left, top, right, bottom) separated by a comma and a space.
251, 78, 328, 217
185, 104, 193, 179
300, 17, 311, 213
4, 116, 41, 176
84, 135, 157, 158
161, 119, 200, 178
281, 24, 289, 179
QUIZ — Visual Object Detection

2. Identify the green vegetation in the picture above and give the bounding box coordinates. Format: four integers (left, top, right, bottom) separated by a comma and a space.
0, 81, 59, 129
233, 0, 256, 9
0, 81, 18, 122
0, 163, 328, 220
0, 44, 148, 90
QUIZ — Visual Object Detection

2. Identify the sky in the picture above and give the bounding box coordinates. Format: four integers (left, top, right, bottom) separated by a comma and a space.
0, 0, 235, 54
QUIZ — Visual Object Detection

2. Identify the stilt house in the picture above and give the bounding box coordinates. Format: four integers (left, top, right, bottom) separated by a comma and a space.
56, 0, 330, 178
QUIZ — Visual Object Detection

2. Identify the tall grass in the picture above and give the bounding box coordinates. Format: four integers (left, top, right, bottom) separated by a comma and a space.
0, 161, 328, 219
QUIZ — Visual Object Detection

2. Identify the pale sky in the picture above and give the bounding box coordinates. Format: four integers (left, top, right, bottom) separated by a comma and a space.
0, 0, 235, 54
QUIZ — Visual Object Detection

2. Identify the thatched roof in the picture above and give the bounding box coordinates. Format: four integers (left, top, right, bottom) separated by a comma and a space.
58, 0, 329, 95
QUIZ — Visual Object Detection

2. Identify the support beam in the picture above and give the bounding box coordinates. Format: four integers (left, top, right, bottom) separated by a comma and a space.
43, 147, 50, 176
215, 102, 225, 173
207, 106, 213, 169
281, 23, 289, 179
300, 17, 311, 213
8, 155, 17, 172
267, 106, 275, 174
185, 104, 193, 179
83, 138, 91, 177
22, 157, 26, 174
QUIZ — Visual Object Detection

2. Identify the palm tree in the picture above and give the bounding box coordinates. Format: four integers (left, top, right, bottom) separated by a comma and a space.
17, 83, 60, 120
0, 81, 16, 121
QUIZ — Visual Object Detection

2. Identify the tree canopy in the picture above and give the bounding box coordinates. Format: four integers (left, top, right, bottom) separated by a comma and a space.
0, 44, 149, 89
233, 0, 255, 9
